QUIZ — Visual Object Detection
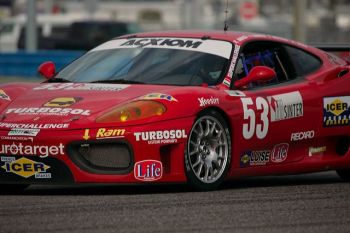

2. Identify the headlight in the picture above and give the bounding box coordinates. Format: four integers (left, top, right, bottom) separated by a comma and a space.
96, 100, 166, 123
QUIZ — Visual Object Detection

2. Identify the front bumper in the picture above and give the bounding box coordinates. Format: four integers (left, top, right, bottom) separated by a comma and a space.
0, 117, 194, 185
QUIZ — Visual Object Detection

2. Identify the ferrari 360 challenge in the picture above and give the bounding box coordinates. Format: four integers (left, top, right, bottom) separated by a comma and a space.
0, 31, 349, 190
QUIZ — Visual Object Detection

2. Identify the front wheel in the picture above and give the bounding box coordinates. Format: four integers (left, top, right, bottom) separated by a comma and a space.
185, 110, 231, 191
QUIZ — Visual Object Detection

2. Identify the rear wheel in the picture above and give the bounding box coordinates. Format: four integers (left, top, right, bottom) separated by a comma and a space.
185, 110, 231, 191
336, 169, 350, 181
0, 184, 29, 193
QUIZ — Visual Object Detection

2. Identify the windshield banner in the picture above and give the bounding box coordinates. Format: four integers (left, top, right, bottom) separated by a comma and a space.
91, 38, 233, 59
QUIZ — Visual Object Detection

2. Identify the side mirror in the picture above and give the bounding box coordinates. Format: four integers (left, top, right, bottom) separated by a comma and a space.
234, 66, 277, 88
38, 61, 56, 79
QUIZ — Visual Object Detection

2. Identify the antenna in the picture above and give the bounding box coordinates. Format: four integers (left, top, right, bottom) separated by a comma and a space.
224, 0, 229, 31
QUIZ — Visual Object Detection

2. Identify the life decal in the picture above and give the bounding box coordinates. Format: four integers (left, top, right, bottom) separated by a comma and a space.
240, 143, 289, 167
241, 91, 303, 139
323, 96, 350, 127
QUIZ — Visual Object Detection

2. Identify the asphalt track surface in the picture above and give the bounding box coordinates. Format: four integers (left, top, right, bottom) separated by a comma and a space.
1, 171, 350, 233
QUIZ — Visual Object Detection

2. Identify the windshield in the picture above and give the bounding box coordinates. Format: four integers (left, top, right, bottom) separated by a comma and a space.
56, 37, 233, 86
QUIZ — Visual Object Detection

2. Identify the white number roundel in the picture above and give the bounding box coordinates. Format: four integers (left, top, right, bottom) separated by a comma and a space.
241, 97, 269, 139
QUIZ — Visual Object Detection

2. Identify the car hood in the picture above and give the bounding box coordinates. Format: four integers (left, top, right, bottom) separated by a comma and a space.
0, 82, 202, 130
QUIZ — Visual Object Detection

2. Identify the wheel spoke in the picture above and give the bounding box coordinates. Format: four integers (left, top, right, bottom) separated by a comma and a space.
198, 123, 204, 136
196, 163, 203, 177
189, 150, 198, 156
204, 119, 210, 136
204, 165, 210, 181
192, 157, 202, 167
209, 122, 216, 136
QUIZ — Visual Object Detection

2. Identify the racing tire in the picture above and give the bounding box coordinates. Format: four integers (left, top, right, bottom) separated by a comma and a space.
336, 169, 350, 181
185, 110, 231, 191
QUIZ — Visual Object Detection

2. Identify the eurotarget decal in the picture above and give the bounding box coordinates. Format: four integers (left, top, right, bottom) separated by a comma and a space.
0, 142, 65, 158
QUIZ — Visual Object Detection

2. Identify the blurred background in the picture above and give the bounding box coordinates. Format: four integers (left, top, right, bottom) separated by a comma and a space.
0, 0, 349, 82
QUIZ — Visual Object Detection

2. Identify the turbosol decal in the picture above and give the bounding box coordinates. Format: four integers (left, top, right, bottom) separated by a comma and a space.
0, 89, 11, 101
134, 129, 187, 144
6, 107, 90, 116
34, 83, 129, 91
83, 128, 125, 140
268, 91, 303, 122
134, 160, 163, 181
140, 93, 178, 102
240, 143, 289, 167
1, 157, 51, 178
43, 97, 82, 107
0, 142, 65, 158
323, 96, 350, 127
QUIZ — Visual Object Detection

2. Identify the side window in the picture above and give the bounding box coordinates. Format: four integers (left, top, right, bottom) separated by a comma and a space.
284, 45, 322, 76
234, 41, 292, 88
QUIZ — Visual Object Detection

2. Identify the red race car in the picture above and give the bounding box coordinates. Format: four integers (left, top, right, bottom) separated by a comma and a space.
0, 31, 349, 190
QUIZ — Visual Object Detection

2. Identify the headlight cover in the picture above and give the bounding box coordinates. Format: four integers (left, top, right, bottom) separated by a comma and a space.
96, 100, 166, 123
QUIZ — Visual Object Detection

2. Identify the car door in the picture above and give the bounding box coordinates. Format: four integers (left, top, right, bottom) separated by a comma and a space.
231, 41, 323, 171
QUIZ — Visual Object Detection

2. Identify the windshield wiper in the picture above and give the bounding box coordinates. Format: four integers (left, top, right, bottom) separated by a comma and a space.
46, 77, 70, 83
92, 79, 145, 84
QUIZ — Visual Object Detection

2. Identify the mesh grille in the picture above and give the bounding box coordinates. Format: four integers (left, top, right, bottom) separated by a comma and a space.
79, 144, 131, 169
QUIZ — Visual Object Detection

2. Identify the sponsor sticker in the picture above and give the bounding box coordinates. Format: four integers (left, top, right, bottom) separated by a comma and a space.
240, 150, 270, 167
1, 136, 33, 142
8, 128, 40, 137
240, 143, 289, 167
92, 38, 233, 59
291, 130, 315, 141
1, 157, 51, 179
198, 97, 219, 107
139, 93, 178, 102
83, 128, 126, 140
6, 107, 90, 116
0, 142, 65, 158
323, 96, 350, 127
227, 45, 240, 79
134, 160, 163, 181
0, 123, 69, 129
308, 146, 326, 157
268, 91, 303, 122
34, 83, 129, 91
0, 89, 10, 101
43, 97, 82, 107
225, 90, 245, 97
134, 129, 187, 144
271, 143, 289, 163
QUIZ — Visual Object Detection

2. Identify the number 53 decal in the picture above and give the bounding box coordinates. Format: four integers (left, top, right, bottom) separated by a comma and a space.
241, 97, 269, 139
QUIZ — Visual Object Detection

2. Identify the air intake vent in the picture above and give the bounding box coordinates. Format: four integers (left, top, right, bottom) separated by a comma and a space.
68, 140, 133, 174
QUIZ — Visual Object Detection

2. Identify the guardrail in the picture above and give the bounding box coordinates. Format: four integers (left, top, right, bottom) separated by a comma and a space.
0, 50, 84, 77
